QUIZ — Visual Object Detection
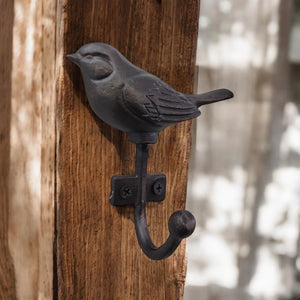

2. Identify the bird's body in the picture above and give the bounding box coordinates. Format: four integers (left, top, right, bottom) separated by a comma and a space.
67, 43, 233, 143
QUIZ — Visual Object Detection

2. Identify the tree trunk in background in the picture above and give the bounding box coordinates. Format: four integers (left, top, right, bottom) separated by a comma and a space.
0, 0, 200, 299
237, 0, 293, 289
186, 0, 299, 299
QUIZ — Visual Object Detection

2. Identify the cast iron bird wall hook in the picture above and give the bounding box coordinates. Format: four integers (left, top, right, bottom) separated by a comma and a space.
67, 43, 233, 260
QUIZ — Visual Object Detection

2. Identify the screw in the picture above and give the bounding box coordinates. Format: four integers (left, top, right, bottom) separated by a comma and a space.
152, 180, 164, 196
120, 186, 132, 199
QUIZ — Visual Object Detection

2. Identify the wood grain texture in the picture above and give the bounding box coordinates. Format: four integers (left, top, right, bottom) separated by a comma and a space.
0, 0, 56, 299
56, 0, 199, 299
40, 0, 57, 298
0, 1, 16, 299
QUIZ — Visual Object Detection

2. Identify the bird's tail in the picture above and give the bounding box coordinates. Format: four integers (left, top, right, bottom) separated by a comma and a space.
187, 88, 234, 108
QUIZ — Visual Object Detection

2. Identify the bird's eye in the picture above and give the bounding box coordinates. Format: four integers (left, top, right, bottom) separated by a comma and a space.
83, 53, 111, 62
81, 52, 113, 80
88, 60, 113, 80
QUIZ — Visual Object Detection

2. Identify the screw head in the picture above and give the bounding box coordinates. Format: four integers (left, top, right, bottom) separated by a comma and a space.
120, 186, 132, 199
152, 180, 164, 196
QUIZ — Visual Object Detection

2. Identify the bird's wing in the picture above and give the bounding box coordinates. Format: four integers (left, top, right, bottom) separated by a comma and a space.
121, 79, 200, 124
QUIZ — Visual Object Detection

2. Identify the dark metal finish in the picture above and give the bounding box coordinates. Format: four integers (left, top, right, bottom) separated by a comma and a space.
152, 180, 164, 196
66, 43, 233, 144
120, 186, 132, 199
67, 43, 234, 260
110, 174, 166, 206
133, 144, 196, 260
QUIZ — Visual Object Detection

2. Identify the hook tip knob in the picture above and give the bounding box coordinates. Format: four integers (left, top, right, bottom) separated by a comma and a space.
168, 210, 196, 239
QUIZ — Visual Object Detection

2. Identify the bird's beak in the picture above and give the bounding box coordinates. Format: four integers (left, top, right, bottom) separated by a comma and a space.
66, 53, 81, 66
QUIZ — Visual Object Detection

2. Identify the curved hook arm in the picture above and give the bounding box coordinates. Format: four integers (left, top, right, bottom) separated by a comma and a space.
134, 144, 196, 260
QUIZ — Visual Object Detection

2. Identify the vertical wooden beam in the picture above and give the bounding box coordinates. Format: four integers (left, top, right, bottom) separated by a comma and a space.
9, 0, 43, 295
56, 0, 199, 299
0, 1, 16, 297
0, 0, 56, 299
40, 0, 57, 298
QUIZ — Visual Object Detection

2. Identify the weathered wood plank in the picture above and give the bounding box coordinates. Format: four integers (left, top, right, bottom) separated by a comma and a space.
0, 1, 16, 298
56, 0, 199, 299
40, 0, 57, 298
0, 0, 56, 299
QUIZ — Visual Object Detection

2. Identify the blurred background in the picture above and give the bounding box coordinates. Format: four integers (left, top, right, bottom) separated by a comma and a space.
185, 0, 300, 299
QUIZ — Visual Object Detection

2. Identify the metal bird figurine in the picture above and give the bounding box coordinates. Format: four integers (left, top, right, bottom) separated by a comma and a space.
67, 43, 233, 260
67, 43, 233, 144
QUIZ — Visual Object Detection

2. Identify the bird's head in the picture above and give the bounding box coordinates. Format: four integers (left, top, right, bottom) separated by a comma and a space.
66, 43, 120, 81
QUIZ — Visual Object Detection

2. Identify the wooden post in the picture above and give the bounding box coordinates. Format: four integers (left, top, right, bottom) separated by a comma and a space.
0, 0, 199, 299
0, 1, 15, 297
57, 0, 199, 299
0, 0, 56, 299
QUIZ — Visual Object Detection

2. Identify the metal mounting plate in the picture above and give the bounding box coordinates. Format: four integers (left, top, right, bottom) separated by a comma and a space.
110, 174, 166, 206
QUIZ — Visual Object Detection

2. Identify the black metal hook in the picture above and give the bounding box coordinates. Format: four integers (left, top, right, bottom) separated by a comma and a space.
110, 142, 196, 260
133, 144, 195, 260
67, 42, 233, 260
